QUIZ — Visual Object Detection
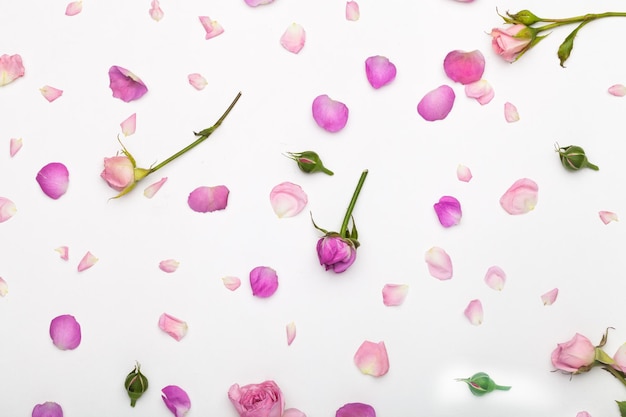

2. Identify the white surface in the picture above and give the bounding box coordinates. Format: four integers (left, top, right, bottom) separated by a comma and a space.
2, 0, 626, 416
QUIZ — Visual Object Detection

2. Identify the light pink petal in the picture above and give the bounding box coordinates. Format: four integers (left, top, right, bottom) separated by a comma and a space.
599, 210, 618, 225
575, 412, 592, 417
613, 343, 626, 372
188, 185, 229, 213
40, 85, 63, 102
541, 288, 559, 306
222, 276, 241, 291
149, 0, 164, 21
188, 73, 207, 90
464, 299, 483, 325
500, 178, 538, 215
120, 113, 136, 136
283, 409, 307, 417
382, 284, 409, 306
465, 79, 494, 105
608, 84, 626, 97
162, 385, 191, 417
9, 138, 22, 157
504, 102, 520, 123
417, 85, 455, 121
244, 0, 275, 6
354, 340, 389, 377
280, 23, 306, 54
425, 247, 453, 280
433, 195, 462, 227
0, 197, 17, 223
365, 55, 396, 89
0, 54, 25, 87
249, 266, 279, 298
312, 94, 349, 132
144, 177, 168, 198
55, 246, 69, 261
77, 251, 98, 272
49, 314, 81, 350
65, 1, 82, 16
199, 16, 224, 40
0, 277, 8, 297
159, 259, 180, 273
345, 1, 360, 20
158, 313, 188, 341
286, 321, 296, 345
457, 164, 472, 182
443, 50, 485, 85
36, 162, 69, 199
484, 265, 506, 291
270, 182, 308, 218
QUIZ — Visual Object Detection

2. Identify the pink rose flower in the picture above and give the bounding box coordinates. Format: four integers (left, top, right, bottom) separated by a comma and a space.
101, 156, 135, 191
228, 380, 284, 417
490, 24, 533, 62
551, 333, 596, 373
316, 235, 357, 273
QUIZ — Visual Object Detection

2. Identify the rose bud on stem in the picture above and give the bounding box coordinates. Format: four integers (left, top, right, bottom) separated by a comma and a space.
125, 361, 149, 407
285, 151, 334, 175
457, 372, 511, 396
555, 143, 599, 171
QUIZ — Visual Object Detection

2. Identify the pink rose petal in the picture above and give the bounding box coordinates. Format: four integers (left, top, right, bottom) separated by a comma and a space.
599, 210, 618, 224
280, 23, 306, 54
49, 314, 81, 350
270, 182, 308, 218
382, 284, 408, 306
65, 1, 82, 16
0, 54, 25, 87
40, 85, 63, 102
36, 162, 69, 199
120, 113, 136, 137
199, 16, 224, 40
286, 321, 296, 345
249, 266, 279, 298
188, 73, 207, 90
158, 313, 188, 341
500, 178, 538, 215
433, 196, 462, 227
484, 265, 506, 291
162, 385, 191, 417
425, 247, 453, 280
244, 0, 275, 6
575, 412, 592, 417
354, 340, 389, 377
417, 85, 455, 121
608, 84, 626, 97
149, 0, 164, 21
464, 299, 483, 325
187, 185, 229, 213
541, 288, 559, 306
222, 276, 241, 291
0, 277, 8, 297
32, 402, 64, 417
0, 197, 17, 223
109, 65, 148, 102
159, 259, 179, 273
312, 94, 349, 132
144, 177, 168, 198
283, 409, 307, 417
613, 343, 626, 373
9, 137, 22, 157
465, 79, 494, 105
443, 50, 485, 85
457, 164, 472, 182
77, 251, 98, 272
504, 102, 520, 123
345, 1, 360, 20
365, 55, 396, 89
336, 403, 375, 417
55, 246, 69, 261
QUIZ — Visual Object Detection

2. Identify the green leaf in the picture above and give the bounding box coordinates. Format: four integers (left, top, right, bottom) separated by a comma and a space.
557, 21, 589, 67
616, 400, 626, 417
596, 348, 616, 365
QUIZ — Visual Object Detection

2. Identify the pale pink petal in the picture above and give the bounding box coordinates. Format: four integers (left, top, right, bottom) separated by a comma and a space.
144, 177, 168, 198
40, 85, 63, 102
55, 246, 69, 261
0, 277, 8, 297
382, 284, 408, 306
0, 54, 25, 87
9, 138, 22, 157
425, 247, 453, 280
464, 299, 483, 325
345, 1, 360, 20
484, 265, 506, 291
120, 113, 136, 136
77, 251, 98, 272
500, 178, 538, 215
456, 164, 472, 182
433, 196, 462, 227
417, 85, 455, 121
149, 0, 164, 21
575, 412, 592, 417
244, 0, 275, 6
65, 1, 82, 16
608, 84, 626, 97
270, 182, 308, 218
49, 314, 81, 350
36, 162, 69, 199
599, 210, 618, 224
312, 94, 349, 132
188, 73, 207, 90
199, 16, 224, 40
286, 321, 296, 345
222, 276, 241, 291
159, 259, 179, 273
188, 185, 229, 213
541, 288, 559, 306
504, 102, 520, 123
0, 197, 17, 223
365, 55, 396, 89
465, 79, 494, 105
283, 409, 307, 417
158, 313, 188, 341
354, 340, 389, 377
443, 50, 485, 85
280, 23, 306, 54
613, 343, 626, 372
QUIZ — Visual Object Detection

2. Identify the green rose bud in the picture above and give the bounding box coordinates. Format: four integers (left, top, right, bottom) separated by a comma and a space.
457, 372, 511, 396
556, 144, 599, 171
506, 10, 542, 25
285, 151, 334, 175
125, 362, 148, 407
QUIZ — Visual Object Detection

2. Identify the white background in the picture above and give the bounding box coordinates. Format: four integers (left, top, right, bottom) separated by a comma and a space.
2, 0, 626, 416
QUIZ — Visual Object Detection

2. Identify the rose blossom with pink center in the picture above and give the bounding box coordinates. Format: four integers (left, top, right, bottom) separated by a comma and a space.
551, 333, 596, 373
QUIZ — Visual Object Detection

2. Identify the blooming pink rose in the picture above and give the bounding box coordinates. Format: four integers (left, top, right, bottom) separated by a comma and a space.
551, 333, 596, 373
316, 235, 356, 273
228, 380, 284, 417
101, 156, 135, 191
490, 24, 533, 62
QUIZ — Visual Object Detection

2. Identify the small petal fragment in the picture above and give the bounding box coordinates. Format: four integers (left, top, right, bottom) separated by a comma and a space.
49, 314, 81, 350
159, 259, 179, 273
222, 276, 241, 291
270, 182, 308, 218
283, 409, 307, 417
504, 102, 520, 123
312, 94, 349, 132
55, 246, 69, 261
608, 84, 626, 97
0, 197, 17, 223
0, 54, 25, 87
382, 284, 408, 306
32, 402, 63, 417
0, 277, 8, 297
286, 321, 296, 345
443, 50, 485, 85
188, 185, 229, 213
144, 177, 167, 198
484, 266, 506, 291
425, 247, 453, 280
336, 403, 376, 417
149, 0, 164, 21
541, 288, 559, 306
354, 340, 389, 377
345, 1, 360, 21
465, 80, 494, 105
36, 162, 69, 199
464, 299, 483, 325
249, 266, 279, 298
158, 313, 188, 341
417, 85, 455, 121
77, 251, 98, 272
161, 385, 191, 417
188, 73, 207, 90
500, 178, 538, 215
108, 66, 148, 102
9, 138, 22, 157
244, 0, 275, 6
365, 55, 396, 89
65, 1, 82, 16
199, 16, 224, 40
599, 210, 618, 224
281, 23, 306, 54
40, 85, 63, 102
433, 196, 462, 227
457, 164, 472, 182
575, 412, 592, 417
120, 113, 136, 137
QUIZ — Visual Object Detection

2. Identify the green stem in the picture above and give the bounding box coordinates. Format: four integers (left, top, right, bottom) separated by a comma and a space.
603, 366, 626, 389
321, 167, 335, 176
149, 92, 242, 173
339, 170, 368, 237
586, 161, 599, 171
536, 12, 626, 32
495, 384, 512, 391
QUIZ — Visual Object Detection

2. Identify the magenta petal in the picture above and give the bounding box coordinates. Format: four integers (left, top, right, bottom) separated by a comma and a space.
365, 55, 396, 89
0, 197, 17, 223
354, 340, 389, 377
187, 185, 229, 213
270, 182, 308, 218
108, 65, 148, 102
49, 314, 81, 350
36, 162, 69, 199
425, 247, 452, 280
541, 288, 559, 306
464, 299, 483, 325
500, 178, 538, 215
158, 313, 188, 341
0, 54, 25, 87
417, 85, 455, 121
484, 266, 506, 291
443, 50, 485, 85
312, 94, 349, 132
162, 385, 191, 417
32, 402, 63, 417
336, 403, 376, 417
433, 196, 461, 227
244, 0, 275, 6
249, 266, 279, 298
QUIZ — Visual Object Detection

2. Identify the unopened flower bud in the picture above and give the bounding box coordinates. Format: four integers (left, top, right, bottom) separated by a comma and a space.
506, 9, 542, 25
285, 151, 334, 175
125, 362, 149, 407
457, 372, 511, 396
556, 144, 599, 171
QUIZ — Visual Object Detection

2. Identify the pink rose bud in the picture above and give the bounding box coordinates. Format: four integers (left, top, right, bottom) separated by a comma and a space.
228, 380, 284, 417
101, 156, 135, 191
551, 333, 596, 373
490, 24, 535, 62
316, 235, 357, 273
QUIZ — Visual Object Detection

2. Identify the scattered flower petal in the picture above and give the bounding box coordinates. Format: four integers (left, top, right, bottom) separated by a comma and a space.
32, 402, 63, 417
541, 288, 559, 306
457, 164, 472, 182
158, 313, 188, 341
464, 299, 483, 325
270, 182, 308, 218
283, 409, 307, 417
417, 85, 455, 121
286, 321, 296, 345
500, 178, 538, 215
504, 102, 520, 123
280, 23, 306, 54
608, 84, 626, 97
382, 284, 408, 306
0, 277, 7, 297
336, 403, 376, 417
55, 246, 69, 261
443, 50, 485, 85
187, 185, 229, 213
354, 340, 389, 377
433, 196, 462, 227
575, 412, 592, 417
365, 55, 396, 89
249, 266, 279, 298
144, 177, 168, 198
36, 162, 69, 199
599, 210, 618, 224
0, 197, 17, 223
159, 259, 179, 273
465, 79, 494, 105
199, 16, 224, 40
425, 247, 453, 280
149, 0, 164, 21
40, 85, 63, 102
65, 1, 82, 16
120, 113, 136, 136
77, 251, 98, 272
312, 94, 349, 132
108, 65, 148, 103
9, 137, 22, 157
222, 276, 241, 291
0, 54, 25, 87
244, 0, 275, 6
484, 266, 506, 291
49, 314, 81, 350
345, 1, 360, 21
188, 73, 207, 90
162, 385, 191, 417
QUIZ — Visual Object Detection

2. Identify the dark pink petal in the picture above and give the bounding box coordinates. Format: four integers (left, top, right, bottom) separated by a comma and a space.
608, 84, 626, 97
36, 162, 69, 199
32, 401, 63, 417
504, 102, 520, 122
464, 299, 483, 325
244, 0, 275, 6
149, 0, 164, 21
10, 137, 22, 157
599, 210, 618, 224
484, 266, 506, 291
382, 284, 408, 306
0, 277, 8, 297
312, 94, 349, 132
158, 313, 188, 341
365, 55, 396, 89
500, 178, 538, 215
49, 314, 81, 350
187, 185, 229, 213
443, 50, 485, 85
0, 54, 25, 87
541, 288, 558, 306
199, 16, 224, 40
280, 23, 306, 54
0, 197, 17, 223
249, 266, 279, 298
77, 251, 98, 272
286, 321, 296, 345
433, 196, 461, 227
456, 164, 472, 182
222, 276, 241, 291
425, 247, 452, 280
336, 403, 376, 417
345, 1, 360, 21
65, 1, 82, 16
162, 385, 191, 417
464, 80, 494, 105
417, 85, 455, 121
354, 340, 389, 377
40, 85, 63, 102
108, 65, 148, 102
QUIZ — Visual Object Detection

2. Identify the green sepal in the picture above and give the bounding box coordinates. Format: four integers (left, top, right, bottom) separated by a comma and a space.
616, 400, 626, 417
457, 372, 511, 396
558, 22, 587, 67
596, 347, 616, 365
309, 212, 329, 235
124, 362, 149, 407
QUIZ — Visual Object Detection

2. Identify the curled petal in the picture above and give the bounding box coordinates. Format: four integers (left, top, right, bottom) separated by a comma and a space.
0, 277, 7, 297
49, 314, 81, 350
312, 94, 349, 132
443, 50, 485, 85
608, 84, 626, 97
270, 182, 308, 218
484, 266, 506, 291
0, 54, 25, 87
365, 55, 396, 89
244, 0, 275, 6
382, 284, 408, 306
159, 259, 179, 273
249, 266, 279, 298
345, 1, 360, 21
188, 73, 207, 90
500, 178, 538, 215
222, 276, 241, 291
32, 402, 63, 417
55, 246, 69, 261
281, 23, 306, 54
464, 79, 494, 105
77, 251, 98, 272
199, 16, 224, 40
417, 85, 455, 121
504, 102, 520, 123
336, 403, 376, 417
0, 197, 17, 223
108, 65, 148, 102
464, 299, 483, 325
187, 185, 229, 213
65, 1, 82, 16
144, 177, 168, 198
158, 313, 188, 341
120, 113, 136, 136
149, 0, 164, 21
541, 288, 558, 306
10, 137, 22, 157
161, 385, 191, 417
599, 210, 618, 224
36, 162, 69, 199
425, 247, 452, 280
354, 340, 389, 377
40, 85, 63, 102
433, 195, 462, 227
456, 164, 472, 182
286, 321, 296, 345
